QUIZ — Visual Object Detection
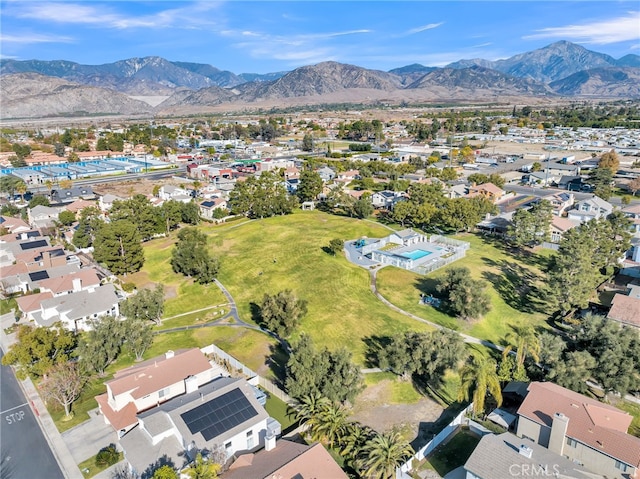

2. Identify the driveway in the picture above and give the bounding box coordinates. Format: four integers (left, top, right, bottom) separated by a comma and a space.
62, 408, 117, 464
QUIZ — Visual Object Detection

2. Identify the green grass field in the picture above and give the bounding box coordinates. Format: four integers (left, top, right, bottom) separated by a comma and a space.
422, 427, 481, 476
210, 211, 432, 364
376, 234, 552, 345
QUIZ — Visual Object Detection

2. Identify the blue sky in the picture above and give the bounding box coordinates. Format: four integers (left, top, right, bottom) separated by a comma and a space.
1, 1, 639, 73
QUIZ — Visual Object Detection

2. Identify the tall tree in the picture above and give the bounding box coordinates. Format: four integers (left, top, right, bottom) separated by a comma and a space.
508, 200, 553, 248
1, 324, 76, 379
353, 197, 374, 219
360, 431, 414, 479
171, 228, 220, 284
93, 220, 144, 275
587, 167, 613, 200
310, 402, 349, 448
121, 284, 165, 325
229, 171, 297, 218
39, 361, 85, 419
109, 195, 161, 241
122, 318, 154, 361
436, 267, 491, 320
77, 316, 125, 376
458, 356, 502, 417
598, 150, 619, 172
259, 290, 307, 338
297, 169, 323, 202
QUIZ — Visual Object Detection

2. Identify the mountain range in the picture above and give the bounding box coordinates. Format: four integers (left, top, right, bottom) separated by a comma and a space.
1, 41, 639, 120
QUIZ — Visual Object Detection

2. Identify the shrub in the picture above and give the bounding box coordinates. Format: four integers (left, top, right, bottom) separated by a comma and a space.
95, 444, 119, 467
121, 282, 136, 293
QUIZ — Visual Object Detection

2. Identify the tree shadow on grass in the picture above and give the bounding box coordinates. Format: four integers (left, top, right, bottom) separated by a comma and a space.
266, 343, 289, 389
249, 301, 262, 326
414, 277, 441, 296
482, 260, 548, 314
362, 335, 392, 369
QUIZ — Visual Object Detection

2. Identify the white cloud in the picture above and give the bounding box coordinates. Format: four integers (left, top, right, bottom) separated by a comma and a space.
9, 1, 223, 30
0, 33, 74, 44
406, 23, 444, 35
524, 11, 640, 44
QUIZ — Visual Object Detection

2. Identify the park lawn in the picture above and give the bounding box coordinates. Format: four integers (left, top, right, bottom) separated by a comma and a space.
148, 327, 279, 378
213, 210, 432, 364
125, 235, 227, 318
376, 233, 550, 346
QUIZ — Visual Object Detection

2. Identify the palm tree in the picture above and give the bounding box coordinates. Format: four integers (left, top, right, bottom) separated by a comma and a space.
503, 325, 540, 367
340, 422, 374, 472
311, 402, 349, 447
289, 393, 330, 432
359, 431, 414, 479
45, 179, 53, 200
15, 181, 27, 204
458, 355, 503, 417
185, 453, 219, 479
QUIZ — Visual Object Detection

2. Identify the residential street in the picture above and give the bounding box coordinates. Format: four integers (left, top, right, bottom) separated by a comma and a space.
0, 352, 64, 479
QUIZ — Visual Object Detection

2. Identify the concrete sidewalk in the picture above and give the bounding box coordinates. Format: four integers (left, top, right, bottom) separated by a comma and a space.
1, 315, 83, 479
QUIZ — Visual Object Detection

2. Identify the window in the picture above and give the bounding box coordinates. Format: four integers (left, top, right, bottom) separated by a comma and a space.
225, 442, 232, 457
615, 461, 628, 473
158, 387, 170, 398
246, 430, 254, 449
566, 437, 578, 448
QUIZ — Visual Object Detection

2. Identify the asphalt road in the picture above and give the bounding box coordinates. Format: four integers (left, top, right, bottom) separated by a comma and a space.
0, 353, 64, 479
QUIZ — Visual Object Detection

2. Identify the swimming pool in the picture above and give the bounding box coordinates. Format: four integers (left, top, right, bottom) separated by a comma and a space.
400, 249, 432, 260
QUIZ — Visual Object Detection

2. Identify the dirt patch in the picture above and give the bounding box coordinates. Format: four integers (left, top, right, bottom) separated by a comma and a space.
352, 380, 444, 441
164, 285, 178, 299
93, 177, 190, 198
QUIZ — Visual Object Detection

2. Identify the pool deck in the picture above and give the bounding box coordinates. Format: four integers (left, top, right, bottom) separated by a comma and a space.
345, 238, 456, 272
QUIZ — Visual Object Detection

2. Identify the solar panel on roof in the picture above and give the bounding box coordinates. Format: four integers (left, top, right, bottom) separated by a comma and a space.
180, 388, 258, 441
20, 240, 48, 250
29, 270, 50, 281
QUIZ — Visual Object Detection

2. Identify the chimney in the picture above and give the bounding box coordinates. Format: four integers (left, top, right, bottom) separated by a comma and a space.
165, 350, 174, 360
549, 412, 569, 455
265, 430, 276, 452
518, 444, 533, 459
185, 375, 198, 394
72, 277, 82, 292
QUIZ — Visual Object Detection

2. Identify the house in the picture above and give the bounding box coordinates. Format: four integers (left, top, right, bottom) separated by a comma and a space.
158, 185, 191, 203
516, 382, 640, 479
50, 186, 95, 204
63, 199, 95, 215
541, 192, 575, 216
284, 178, 300, 194
388, 228, 427, 246
96, 349, 225, 435
224, 440, 347, 479
522, 171, 559, 187
199, 198, 227, 220
464, 432, 601, 479
2, 263, 81, 295
119, 377, 279, 477
317, 167, 336, 182
372, 190, 404, 209
549, 216, 580, 244
607, 288, 640, 329
0, 216, 31, 234
99, 194, 123, 212
557, 175, 584, 190
447, 183, 468, 199
622, 203, 640, 237
567, 196, 614, 223
27, 205, 61, 229
30, 283, 120, 331
38, 268, 100, 297
337, 170, 360, 181
467, 182, 506, 204
0, 235, 51, 267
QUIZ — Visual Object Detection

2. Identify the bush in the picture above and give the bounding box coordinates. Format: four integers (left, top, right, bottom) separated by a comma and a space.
121, 282, 136, 293
95, 444, 119, 467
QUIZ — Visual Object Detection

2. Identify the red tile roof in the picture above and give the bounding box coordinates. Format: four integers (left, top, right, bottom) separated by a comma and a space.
95, 393, 138, 431
518, 382, 640, 467
16, 291, 54, 313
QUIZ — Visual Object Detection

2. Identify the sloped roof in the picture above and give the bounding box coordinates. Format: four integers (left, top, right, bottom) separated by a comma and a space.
95, 393, 138, 431
107, 348, 213, 399
38, 268, 100, 295
464, 433, 599, 479
607, 294, 640, 328
551, 216, 580, 232
16, 291, 54, 313
225, 441, 347, 479
517, 382, 640, 467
